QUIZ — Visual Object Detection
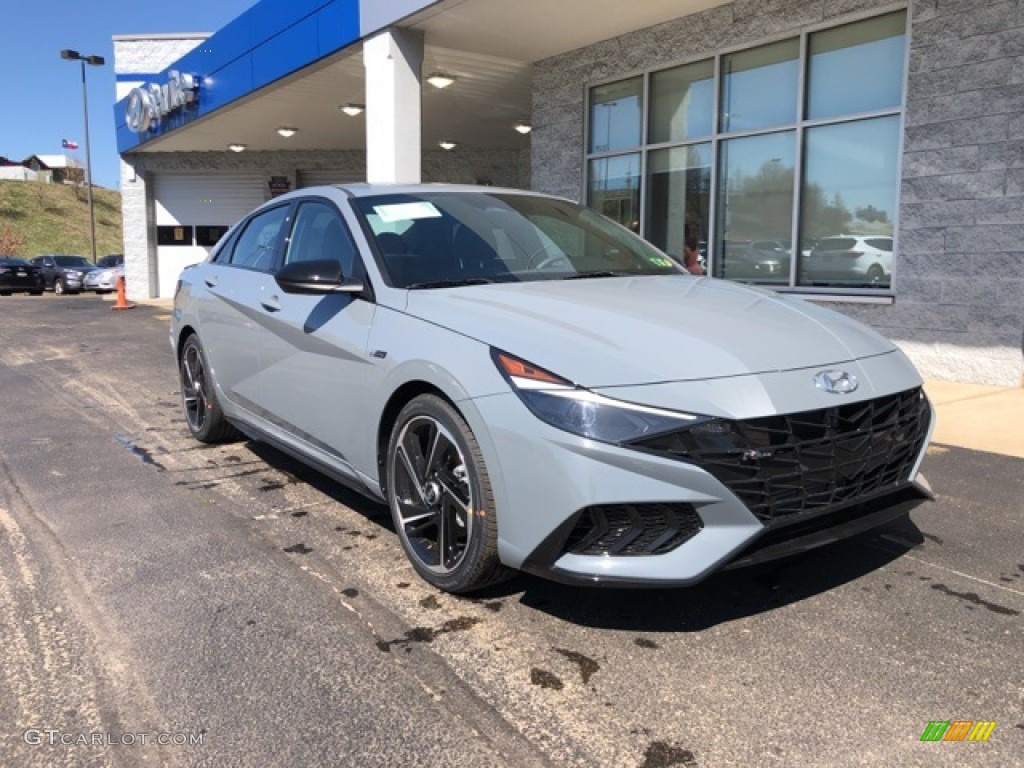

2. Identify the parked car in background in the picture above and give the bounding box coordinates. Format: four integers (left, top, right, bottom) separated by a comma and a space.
173, 184, 933, 594
31, 254, 98, 295
97, 254, 124, 269
0, 257, 45, 295
802, 235, 893, 287
720, 239, 791, 283
84, 263, 125, 293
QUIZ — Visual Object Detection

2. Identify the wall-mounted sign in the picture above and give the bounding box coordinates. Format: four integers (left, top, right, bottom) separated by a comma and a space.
126, 71, 199, 133
268, 176, 291, 198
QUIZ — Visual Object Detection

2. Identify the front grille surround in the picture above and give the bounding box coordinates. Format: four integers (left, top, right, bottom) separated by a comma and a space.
564, 503, 704, 556
632, 387, 931, 523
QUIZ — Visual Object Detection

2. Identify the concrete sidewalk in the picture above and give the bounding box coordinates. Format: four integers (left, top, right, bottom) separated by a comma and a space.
925, 380, 1024, 459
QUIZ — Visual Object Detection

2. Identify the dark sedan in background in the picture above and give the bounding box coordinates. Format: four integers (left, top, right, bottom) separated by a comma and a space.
30, 254, 98, 295
0, 257, 45, 296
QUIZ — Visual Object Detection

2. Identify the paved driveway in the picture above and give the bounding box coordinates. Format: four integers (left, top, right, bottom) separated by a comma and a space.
1, 295, 1021, 767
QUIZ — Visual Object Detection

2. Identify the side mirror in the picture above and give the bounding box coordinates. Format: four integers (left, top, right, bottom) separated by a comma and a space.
275, 259, 364, 295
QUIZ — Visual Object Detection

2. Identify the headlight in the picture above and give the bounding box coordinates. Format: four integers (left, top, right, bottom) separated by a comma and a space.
492, 349, 709, 443
68, 270, 82, 278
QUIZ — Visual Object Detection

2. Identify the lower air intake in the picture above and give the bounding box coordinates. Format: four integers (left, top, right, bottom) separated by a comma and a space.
564, 503, 703, 556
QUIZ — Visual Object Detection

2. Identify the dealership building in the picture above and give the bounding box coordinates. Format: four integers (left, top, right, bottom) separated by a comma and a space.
114, 0, 1024, 386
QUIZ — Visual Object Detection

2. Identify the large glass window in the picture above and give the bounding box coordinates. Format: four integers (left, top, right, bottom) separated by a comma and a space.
806, 12, 906, 120
284, 201, 357, 276
589, 77, 643, 153
715, 133, 795, 284
649, 60, 714, 144
798, 116, 900, 288
588, 154, 641, 231
585, 11, 907, 292
646, 144, 712, 263
720, 39, 800, 134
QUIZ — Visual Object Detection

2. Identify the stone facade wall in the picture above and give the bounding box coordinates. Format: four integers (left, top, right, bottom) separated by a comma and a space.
532, 0, 1024, 386
113, 36, 207, 76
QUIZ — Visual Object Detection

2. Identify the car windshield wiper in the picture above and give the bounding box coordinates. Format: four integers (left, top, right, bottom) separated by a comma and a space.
406, 277, 501, 289
561, 270, 635, 280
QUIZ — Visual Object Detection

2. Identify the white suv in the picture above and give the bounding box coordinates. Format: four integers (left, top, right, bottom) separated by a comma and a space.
802, 235, 892, 287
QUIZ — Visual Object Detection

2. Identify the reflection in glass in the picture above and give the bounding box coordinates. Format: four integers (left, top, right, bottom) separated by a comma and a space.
715, 132, 795, 284
646, 144, 712, 266
649, 60, 714, 144
807, 12, 906, 121
588, 154, 642, 231
798, 116, 900, 289
720, 39, 799, 134
590, 78, 643, 153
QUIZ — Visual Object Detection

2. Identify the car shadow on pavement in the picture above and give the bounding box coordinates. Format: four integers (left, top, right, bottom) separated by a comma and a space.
245, 439, 926, 633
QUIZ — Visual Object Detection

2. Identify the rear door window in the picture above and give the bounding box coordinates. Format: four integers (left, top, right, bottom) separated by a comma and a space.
229, 206, 290, 271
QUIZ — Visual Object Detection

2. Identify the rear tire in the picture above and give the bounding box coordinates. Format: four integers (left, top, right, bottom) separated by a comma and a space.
0, 291, 11, 297
386, 394, 511, 594
179, 334, 239, 443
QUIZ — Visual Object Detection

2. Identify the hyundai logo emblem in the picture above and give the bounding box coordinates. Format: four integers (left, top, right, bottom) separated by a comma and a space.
815, 370, 859, 395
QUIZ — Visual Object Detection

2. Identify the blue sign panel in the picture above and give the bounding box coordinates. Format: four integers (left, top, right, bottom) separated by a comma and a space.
115, 0, 361, 153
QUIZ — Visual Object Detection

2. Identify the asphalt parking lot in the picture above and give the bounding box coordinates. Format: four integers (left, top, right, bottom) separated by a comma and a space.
1, 294, 1021, 767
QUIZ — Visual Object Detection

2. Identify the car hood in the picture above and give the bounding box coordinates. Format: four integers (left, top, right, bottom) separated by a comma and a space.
405, 275, 897, 387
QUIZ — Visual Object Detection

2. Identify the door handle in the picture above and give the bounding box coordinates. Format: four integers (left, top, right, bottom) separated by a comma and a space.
204, 276, 218, 288
260, 295, 281, 312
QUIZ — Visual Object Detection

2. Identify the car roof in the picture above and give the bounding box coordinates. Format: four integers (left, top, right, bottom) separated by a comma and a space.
267, 183, 565, 206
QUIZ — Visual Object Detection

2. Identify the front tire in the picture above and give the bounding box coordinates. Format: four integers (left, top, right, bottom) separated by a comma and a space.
386, 394, 510, 594
54, 279, 66, 295
179, 334, 239, 443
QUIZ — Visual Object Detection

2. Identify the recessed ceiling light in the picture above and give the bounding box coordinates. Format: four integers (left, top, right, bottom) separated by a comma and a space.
426, 72, 456, 89
340, 103, 364, 116
228, 143, 246, 153
277, 127, 298, 138
439, 140, 457, 151
514, 123, 532, 135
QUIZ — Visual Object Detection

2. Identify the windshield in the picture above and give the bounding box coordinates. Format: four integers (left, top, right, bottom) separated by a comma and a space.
53, 256, 93, 267
0, 258, 30, 266
352, 192, 682, 288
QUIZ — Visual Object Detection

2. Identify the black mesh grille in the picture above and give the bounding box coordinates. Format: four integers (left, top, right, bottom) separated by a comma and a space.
564, 503, 704, 556
632, 388, 931, 523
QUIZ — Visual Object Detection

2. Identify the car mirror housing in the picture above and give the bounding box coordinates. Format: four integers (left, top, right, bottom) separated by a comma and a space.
274, 259, 363, 295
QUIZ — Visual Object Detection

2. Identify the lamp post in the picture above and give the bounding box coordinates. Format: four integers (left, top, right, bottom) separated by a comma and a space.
60, 49, 105, 264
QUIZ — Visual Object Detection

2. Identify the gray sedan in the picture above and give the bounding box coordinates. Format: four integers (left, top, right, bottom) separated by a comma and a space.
171, 185, 933, 593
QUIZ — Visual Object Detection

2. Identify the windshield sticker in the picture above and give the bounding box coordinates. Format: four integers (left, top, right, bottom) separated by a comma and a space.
648, 256, 674, 268
373, 202, 442, 223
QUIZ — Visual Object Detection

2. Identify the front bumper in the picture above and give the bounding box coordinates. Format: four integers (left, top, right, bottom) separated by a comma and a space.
469, 362, 933, 587
84, 275, 116, 290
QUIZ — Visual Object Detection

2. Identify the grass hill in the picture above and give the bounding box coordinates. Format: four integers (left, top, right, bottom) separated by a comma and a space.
0, 180, 122, 259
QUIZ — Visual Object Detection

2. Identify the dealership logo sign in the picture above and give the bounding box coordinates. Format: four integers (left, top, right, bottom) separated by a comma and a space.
126, 71, 199, 133
814, 370, 859, 395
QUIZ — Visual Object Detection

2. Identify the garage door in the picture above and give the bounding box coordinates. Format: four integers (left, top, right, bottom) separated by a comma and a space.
153, 173, 266, 298
296, 169, 364, 188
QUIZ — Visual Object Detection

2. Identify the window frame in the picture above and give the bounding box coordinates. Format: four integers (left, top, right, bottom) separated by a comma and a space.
582, 6, 909, 297
279, 197, 361, 278
225, 202, 292, 273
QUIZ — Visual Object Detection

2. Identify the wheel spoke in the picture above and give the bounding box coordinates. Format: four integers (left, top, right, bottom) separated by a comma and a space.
396, 445, 426, 502
438, 499, 451, 568
437, 477, 470, 515
424, 426, 446, 477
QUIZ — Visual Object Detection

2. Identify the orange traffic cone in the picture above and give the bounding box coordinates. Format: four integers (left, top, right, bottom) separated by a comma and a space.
112, 275, 136, 311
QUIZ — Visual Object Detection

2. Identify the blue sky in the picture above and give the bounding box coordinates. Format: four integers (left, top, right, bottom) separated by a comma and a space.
0, 0, 256, 190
